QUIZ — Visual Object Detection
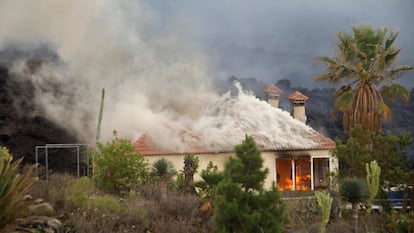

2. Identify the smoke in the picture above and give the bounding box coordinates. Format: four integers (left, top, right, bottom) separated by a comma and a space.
0, 0, 218, 144
4, 0, 404, 151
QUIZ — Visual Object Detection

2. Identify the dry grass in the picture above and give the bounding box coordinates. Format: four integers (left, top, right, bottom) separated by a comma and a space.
29, 173, 212, 233
28, 173, 413, 233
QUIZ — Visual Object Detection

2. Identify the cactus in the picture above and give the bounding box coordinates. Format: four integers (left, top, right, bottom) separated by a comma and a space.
96, 88, 105, 144
366, 160, 381, 214
315, 191, 332, 233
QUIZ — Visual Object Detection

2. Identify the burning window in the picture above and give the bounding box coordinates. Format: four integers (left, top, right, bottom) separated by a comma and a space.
276, 157, 311, 191
313, 158, 329, 189
276, 158, 292, 190
295, 158, 311, 190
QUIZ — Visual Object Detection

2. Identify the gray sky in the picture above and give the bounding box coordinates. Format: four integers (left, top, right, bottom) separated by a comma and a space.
144, 0, 414, 88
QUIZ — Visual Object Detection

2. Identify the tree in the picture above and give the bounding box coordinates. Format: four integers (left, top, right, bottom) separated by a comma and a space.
339, 178, 369, 233
90, 131, 149, 194
151, 158, 177, 200
213, 135, 287, 233
183, 154, 199, 194
334, 125, 412, 187
315, 24, 413, 133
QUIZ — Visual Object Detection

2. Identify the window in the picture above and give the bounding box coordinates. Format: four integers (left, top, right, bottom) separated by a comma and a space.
313, 158, 329, 190
276, 158, 292, 190
276, 157, 311, 191
295, 158, 311, 190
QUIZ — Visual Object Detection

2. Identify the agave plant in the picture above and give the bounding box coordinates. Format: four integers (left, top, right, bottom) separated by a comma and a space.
0, 146, 61, 232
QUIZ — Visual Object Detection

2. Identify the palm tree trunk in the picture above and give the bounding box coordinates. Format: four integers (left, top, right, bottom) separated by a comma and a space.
160, 180, 167, 201
352, 203, 358, 233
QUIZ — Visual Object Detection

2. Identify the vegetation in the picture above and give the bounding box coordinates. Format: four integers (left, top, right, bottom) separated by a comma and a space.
89, 131, 149, 194
315, 191, 333, 233
315, 24, 413, 133
95, 88, 105, 144
196, 161, 224, 201
365, 160, 381, 214
0, 146, 60, 232
340, 177, 369, 233
213, 135, 288, 233
182, 154, 199, 194
150, 158, 177, 200
334, 125, 412, 187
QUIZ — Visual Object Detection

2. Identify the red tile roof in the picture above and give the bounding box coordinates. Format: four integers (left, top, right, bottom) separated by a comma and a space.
134, 133, 210, 156
288, 91, 309, 102
264, 84, 282, 95
134, 130, 335, 156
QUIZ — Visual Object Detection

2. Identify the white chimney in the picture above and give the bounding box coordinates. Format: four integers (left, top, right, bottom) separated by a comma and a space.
264, 84, 282, 108
288, 91, 308, 123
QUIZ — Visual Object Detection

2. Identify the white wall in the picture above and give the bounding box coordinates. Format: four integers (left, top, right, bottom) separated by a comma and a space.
143, 149, 336, 190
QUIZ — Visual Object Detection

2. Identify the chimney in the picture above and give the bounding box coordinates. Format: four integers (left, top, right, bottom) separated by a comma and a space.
288, 91, 308, 123
264, 84, 282, 108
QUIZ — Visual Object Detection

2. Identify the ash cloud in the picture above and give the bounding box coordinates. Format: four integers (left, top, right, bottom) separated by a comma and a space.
0, 0, 216, 143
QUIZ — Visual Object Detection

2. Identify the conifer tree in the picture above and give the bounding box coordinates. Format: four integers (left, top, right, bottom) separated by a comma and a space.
213, 135, 287, 233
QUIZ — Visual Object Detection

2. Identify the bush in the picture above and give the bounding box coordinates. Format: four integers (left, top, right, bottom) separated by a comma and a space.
65, 176, 95, 209
90, 131, 149, 194
0, 146, 61, 232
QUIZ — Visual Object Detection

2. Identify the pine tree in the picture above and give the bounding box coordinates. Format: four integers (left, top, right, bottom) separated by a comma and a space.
213, 135, 288, 233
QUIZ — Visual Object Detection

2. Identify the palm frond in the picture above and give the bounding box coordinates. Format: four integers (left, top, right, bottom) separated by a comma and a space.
387, 65, 414, 80
0, 146, 60, 232
380, 83, 410, 103
151, 158, 177, 179
385, 31, 399, 50
382, 102, 392, 122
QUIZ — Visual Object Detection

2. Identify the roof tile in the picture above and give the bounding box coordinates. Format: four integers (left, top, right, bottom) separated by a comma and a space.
264, 84, 282, 95
288, 91, 309, 102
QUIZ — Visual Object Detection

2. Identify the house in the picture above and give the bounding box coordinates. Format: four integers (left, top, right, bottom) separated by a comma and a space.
135, 84, 337, 191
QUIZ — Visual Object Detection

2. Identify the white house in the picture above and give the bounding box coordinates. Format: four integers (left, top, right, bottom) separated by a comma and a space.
135, 84, 337, 191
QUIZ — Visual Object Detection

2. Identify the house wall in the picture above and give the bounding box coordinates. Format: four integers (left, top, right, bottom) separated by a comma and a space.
143, 149, 337, 190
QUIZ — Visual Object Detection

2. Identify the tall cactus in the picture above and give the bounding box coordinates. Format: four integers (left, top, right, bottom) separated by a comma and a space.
95, 88, 105, 144
366, 160, 381, 214
315, 191, 333, 233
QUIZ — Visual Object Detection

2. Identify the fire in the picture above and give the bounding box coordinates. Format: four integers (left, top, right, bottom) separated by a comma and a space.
295, 174, 311, 190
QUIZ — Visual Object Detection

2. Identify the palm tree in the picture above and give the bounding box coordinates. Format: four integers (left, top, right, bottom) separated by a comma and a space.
339, 178, 369, 233
315, 24, 413, 132
151, 158, 177, 200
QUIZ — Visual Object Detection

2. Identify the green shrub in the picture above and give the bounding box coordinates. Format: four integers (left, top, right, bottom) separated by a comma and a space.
65, 177, 95, 209
315, 191, 333, 233
90, 131, 149, 194
65, 176, 124, 213
91, 195, 124, 213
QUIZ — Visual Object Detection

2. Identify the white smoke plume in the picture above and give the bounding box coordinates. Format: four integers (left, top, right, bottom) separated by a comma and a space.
0, 0, 323, 151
